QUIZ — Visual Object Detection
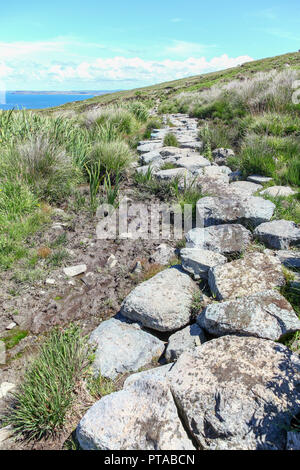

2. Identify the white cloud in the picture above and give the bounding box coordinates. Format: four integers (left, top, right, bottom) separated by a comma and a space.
0, 39, 254, 89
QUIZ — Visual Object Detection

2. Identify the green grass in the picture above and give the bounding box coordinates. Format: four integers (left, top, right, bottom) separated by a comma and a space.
87, 373, 116, 400
1, 329, 28, 350
163, 133, 179, 147
3, 325, 91, 441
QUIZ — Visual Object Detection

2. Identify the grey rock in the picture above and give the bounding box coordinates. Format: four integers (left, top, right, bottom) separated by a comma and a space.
77, 375, 195, 450
229, 170, 243, 182
180, 248, 227, 280
176, 155, 211, 172
63, 264, 87, 277
212, 148, 235, 165
150, 244, 176, 265
0, 382, 15, 399
198, 290, 300, 341
165, 324, 206, 362
230, 180, 262, 196
0, 426, 13, 445
169, 336, 300, 450
120, 266, 196, 332
155, 168, 192, 182
260, 186, 296, 198
159, 146, 186, 157
208, 252, 285, 300
238, 196, 275, 227
140, 150, 162, 165
123, 364, 173, 390
137, 142, 163, 154
186, 224, 252, 255
276, 250, 300, 269
0, 341, 5, 365
247, 175, 273, 184
254, 220, 300, 250
89, 317, 165, 379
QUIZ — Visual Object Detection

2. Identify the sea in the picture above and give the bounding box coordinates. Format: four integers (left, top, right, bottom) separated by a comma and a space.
0, 92, 110, 110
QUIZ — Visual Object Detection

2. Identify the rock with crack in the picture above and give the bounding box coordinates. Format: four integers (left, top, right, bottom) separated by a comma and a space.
254, 220, 300, 250
208, 252, 285, 300
76, 370, 195, 450
260, 186, 296, 198
180, 248, 227, 280
198, 290, 300, 341
165, 324, 207, 363
196, 196, 275, 228
89, 317, 165, 379
120, 266, 197, 332
150, 244, 176, 265
212, 148, 235, 165
185, 225, 252, 256
123, 364, 173, 389
169, 335, 300, 450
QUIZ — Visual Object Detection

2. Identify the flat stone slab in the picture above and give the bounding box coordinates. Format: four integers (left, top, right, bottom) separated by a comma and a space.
169, 336, 300, 450
180, 248, 227, 280
260, 186, 296, 198
137, 142, 163, 154
186, 225, 252, 255
198, 290, 300, 341
77, 371, 195, 450
120, 266, 196, 332
159, 147, 187, 157
247, 175, 273, 184
230, 180, 262, 195
123, 364, 173, 390
208, 252, 285, 300
254, 220, 300, 250
63, 264, 87, 277
155, 168, 191, 182
196, 196, 275, 228
176, 155, 211, 172
140, 150, 162, 165
89, 317, 165, 379
165, 324, 206, 363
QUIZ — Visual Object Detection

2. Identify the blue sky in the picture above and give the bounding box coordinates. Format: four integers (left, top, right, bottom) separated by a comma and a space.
1, 0, 300, 90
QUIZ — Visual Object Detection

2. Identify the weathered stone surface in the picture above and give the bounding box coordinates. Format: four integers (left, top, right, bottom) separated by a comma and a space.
120, 266, 197, 332
169, 336, 300, 450
63, 264, 87, 277
165, 324, 206, 362
208, 252, 285, 300
159, 146, 186, 157
254, 220, 300, 250
0, 426, 13, 445
77, 374, 195, 450
247, 175, 273, 184
155, 168, 192, 183
196, 196, 275, 228
140, 150, 162, 165
179, 141, 203, 151
123, 364, 173, 390
276, 250, 300, 269
200, 166, 230, 183
180, 248, 227, 280
198, 290, 300, 341
0, 341, 5, 365
89, 317, 165, 379
212, 148, 235, 165
230, 180, 262, 196
186, 225, 252, 255
150, 244, 176, 265
176, 155, 211, 172
137, 142, 163, 154
260, 186, 296, 198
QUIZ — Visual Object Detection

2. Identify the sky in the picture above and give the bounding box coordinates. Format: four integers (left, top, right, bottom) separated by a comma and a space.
0, 0, 300, 91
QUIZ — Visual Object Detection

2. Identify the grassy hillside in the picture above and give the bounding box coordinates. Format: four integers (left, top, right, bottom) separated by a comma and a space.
47, 51, 300, 114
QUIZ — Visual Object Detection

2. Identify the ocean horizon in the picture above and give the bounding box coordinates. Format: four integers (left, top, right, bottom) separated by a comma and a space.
0, 91, 113, 110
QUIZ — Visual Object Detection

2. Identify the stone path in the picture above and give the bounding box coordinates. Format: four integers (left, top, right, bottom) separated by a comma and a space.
74, 113, 300, 450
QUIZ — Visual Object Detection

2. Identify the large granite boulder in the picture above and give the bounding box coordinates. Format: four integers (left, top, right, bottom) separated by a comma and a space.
254, 220, 300, 250
89, 317, 165, 379
165, 324, 206, 363
120, 266, 197, 332
208, 252, 285, 300
198, 290, 300, 341
185, 225, 252, 256
180, 248, 227, 280
169, 336, 300, 450
77, 374, 195, 450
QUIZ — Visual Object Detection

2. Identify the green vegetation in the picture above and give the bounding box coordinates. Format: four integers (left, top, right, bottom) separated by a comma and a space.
3, 325, 90, 441
163, 132, 179, 147
1, 329, 28, 350
87, 372, 116, 399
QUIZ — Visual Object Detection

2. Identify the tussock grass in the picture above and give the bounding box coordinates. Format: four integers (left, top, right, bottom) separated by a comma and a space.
3, 325, 91, 441
163, 132, 179, 147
